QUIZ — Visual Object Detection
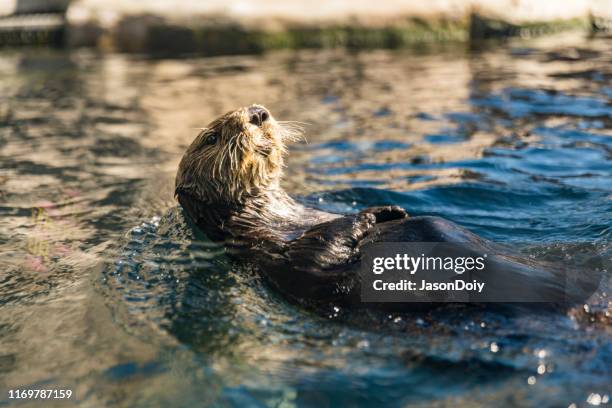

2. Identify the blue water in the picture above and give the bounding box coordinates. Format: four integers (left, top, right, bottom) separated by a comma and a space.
0, 34, 610, 407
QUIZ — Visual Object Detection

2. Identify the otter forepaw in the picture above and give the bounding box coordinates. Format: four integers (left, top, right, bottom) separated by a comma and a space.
359, 206, 408, 223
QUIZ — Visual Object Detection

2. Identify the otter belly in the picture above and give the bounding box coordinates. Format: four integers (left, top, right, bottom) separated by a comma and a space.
260, 215, 598, 310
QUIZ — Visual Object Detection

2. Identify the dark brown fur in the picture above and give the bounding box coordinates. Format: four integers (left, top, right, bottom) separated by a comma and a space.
176, 106, 594, 309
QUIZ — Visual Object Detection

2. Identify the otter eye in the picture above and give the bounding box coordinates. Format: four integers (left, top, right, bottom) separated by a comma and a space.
204, 133, 218, 145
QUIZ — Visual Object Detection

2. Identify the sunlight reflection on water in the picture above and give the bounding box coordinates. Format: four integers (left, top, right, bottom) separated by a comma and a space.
0, 33, 610, 407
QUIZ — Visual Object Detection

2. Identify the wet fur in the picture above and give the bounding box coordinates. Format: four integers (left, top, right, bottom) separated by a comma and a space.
176, 105, 593, 310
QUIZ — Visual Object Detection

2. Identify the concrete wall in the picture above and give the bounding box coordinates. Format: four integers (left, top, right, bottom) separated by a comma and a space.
0, 0, 71, 16
66, 0, 611, 28
3, 0, 611, 51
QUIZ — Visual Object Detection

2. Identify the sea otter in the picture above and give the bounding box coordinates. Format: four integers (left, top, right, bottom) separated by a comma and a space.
175, 105, 597, 309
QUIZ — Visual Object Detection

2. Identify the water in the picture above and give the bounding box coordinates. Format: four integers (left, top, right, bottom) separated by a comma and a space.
0, 33, 610, 407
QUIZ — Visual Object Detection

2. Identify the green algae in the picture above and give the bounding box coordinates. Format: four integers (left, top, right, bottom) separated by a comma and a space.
143, 19, 469, 56
112, 14, 594, 56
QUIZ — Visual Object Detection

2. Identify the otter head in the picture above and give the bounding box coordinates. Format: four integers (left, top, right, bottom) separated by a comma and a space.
176, 105, 302, 206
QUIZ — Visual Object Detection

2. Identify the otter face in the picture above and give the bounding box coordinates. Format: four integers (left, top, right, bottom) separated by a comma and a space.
176, 105, 302, 204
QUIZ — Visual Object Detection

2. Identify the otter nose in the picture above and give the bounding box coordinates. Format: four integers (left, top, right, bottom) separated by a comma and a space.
248, 106, 269, 126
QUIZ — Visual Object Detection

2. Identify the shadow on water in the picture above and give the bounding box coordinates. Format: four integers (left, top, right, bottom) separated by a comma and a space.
0, 33, 610, 406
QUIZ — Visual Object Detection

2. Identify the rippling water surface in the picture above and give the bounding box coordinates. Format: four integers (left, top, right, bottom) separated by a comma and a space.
0, 33, 611, 407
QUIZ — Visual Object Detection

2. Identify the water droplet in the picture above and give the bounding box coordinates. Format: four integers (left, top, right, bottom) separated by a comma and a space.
527, 376, 536, 385
357, 340, 370, 349
587, 393, 602, 406
490, 342, 499, 353
537, 364, 546, 375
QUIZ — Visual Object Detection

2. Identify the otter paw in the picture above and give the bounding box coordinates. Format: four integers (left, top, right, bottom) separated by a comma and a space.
360, 206, 408, 223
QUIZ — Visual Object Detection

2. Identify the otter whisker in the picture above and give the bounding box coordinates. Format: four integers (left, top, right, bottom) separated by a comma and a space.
277, 120, 309, 127
215, 153, 223, 179
229, 142, 238, 174
223, 141, 236, 176
277, 121, 307, 143
276, 122, 306, 132
228, 133, 242, 172
223, 132, 243, 174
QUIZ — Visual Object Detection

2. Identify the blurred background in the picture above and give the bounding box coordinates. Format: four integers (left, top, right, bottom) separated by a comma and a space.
1, 0, 612, 51
0, 1, 611, 407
